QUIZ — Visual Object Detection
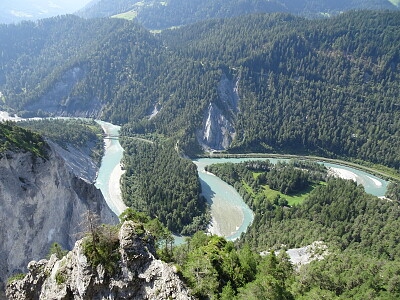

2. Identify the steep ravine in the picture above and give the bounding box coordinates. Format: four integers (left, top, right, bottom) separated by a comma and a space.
48, 140, 99, 183
197, 74, 239, 151
0, 145, 118, 293
197, 102, 236, 151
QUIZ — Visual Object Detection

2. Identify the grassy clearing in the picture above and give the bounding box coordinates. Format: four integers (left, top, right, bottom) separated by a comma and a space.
242, 180, 255, 196
253, 172, 263, 179
249, 171, 323, 205
111, 10, 138, 21
261, 182, 324, 206
246, 170, 324, 205
389, 0, 400, 7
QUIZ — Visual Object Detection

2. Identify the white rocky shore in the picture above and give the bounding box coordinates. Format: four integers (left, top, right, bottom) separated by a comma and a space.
261, 241, 330, 268
329, 166, 359, 182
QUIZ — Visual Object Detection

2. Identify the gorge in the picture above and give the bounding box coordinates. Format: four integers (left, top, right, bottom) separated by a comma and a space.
93, 121, 389, 240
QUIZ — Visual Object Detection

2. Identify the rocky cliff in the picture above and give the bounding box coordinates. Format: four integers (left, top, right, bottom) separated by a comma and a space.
6, 221, 193, 300
197, 74, 239, 152
0, 145, 117, 293
197, 103, 236, 151
48, 140, 99, 183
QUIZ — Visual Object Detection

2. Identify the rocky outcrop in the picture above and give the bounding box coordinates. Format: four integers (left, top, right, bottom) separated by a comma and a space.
260, 241, 330, 269
0, 146, 117, 293
147, 104, 160, 120
7, 221, 193, 300
217, 73, 240, 113
197, 74, 239, 152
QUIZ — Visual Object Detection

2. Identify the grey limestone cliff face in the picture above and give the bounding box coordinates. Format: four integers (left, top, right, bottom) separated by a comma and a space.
48, 140, 99, 183
7, 221, 193, 300
0, 146, 117, 292
218, 73, 240, 113
197, 74, 239, 152
197, 103, 236, 151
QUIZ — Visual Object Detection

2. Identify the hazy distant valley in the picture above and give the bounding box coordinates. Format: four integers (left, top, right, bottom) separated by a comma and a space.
0, 0, 92, 24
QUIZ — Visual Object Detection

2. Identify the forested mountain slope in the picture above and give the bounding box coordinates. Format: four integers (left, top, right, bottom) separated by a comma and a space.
160, 11, 400, 168
0, 11, 399, 170
197, 160, 400, 298
0, 16, 162, 119
77, 0, 399, 30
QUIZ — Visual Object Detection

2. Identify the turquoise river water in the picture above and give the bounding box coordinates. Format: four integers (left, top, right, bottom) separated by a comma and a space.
94, 121, 125, 215
193, 157, 388, 241
96, 129, 389, 241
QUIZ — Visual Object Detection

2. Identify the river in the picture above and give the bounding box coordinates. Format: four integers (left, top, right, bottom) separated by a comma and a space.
194, 157, 388, 240
0, 111, 390, 241
94, 121, 127, 216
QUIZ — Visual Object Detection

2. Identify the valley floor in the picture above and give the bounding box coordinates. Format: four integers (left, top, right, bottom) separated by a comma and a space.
199, 153, 399, 181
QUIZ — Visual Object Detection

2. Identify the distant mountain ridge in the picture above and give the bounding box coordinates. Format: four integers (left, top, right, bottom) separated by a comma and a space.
77, 0, 399, 29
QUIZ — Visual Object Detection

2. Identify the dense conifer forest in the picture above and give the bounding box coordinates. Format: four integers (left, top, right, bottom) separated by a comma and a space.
120, 137, 209, 234
0, 122, 48, 157
169, 229, 400, 299
206, 160, 400, 256
197, 160, 400, 298
161, 11, 400, 169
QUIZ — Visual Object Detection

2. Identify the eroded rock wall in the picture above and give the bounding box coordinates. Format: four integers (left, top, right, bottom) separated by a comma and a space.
0, 146, 117, 292
198, 102, 236, 151
197, 74, 240, 152
48, 140, 99, 183
24, 66, 103, 118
